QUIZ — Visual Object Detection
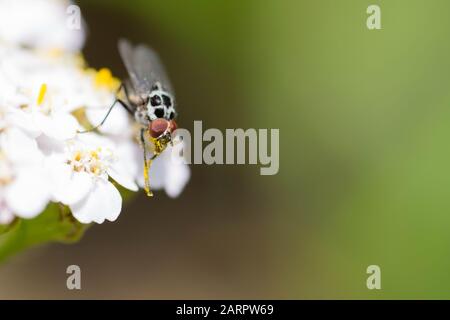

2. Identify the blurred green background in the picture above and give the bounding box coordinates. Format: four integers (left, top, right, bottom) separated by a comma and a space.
2, 0, 450, 299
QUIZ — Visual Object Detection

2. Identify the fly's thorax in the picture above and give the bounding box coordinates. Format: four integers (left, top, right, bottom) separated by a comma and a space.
134, 104, 151, 126
146, 86, 176, 122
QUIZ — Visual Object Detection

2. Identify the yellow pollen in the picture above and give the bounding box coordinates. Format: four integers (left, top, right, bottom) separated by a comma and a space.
47, 48, 63, 58
90, 150, 99, 160
151, 137, 169, 155
143, 159, 153, 197
91, 166, 100, 175
94, 68, 120, 91
37, 83, 47, 106
73, 151, 82, 162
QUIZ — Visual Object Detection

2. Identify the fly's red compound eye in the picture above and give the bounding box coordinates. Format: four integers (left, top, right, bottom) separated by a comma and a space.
169, 120, 178, 133
149, 118, 169, 138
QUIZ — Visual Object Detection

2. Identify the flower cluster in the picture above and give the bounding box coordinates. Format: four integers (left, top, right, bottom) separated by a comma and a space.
0, 0, 190, 225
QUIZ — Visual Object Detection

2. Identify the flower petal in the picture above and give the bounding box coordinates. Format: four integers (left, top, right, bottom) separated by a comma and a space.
0, 206, 14, 225
146, 153, 167, 190
0, 0, 86, 52
108, 163, 138, 192
5, 109, 40, 137
50, 162, 93, 205
108, 142, 139, 191
70, 179, 122, 224
5, 167, 50, 219
38, 112, 79, 140
165, 161, 190, 198
85, 105, 131, 136
1, 127, 43, 166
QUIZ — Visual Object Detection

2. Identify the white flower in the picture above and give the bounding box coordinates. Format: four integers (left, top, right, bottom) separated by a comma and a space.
0, 0, 85, 52
45, 133, 138, 224
7, 85, 80, 141
0, 127, 50, 222
0, 47, 85, 140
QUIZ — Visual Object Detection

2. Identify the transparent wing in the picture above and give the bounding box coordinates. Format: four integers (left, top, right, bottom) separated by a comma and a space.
118, 39, 148, 95
118, 39, 173, 96
133, 43, 174, 93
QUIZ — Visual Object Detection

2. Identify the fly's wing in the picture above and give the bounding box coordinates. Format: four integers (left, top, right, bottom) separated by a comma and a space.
122, 79, 140, 106
133, 43, 174, 94
118, 39, 174, 96
118, 39, 150, 96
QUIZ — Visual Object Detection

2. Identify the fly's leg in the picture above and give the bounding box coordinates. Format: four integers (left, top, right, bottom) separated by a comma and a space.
78, 83, 134, 133
141, 128, 153, 197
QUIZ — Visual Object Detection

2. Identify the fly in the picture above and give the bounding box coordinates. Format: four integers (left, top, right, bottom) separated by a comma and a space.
80, 39, 179, 197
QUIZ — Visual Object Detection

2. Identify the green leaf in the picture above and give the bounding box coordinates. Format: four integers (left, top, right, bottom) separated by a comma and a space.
0, 203, 90, 263
0, 187, 136, 264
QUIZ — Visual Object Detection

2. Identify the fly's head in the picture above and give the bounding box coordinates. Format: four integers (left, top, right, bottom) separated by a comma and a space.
148, 118, 178, 157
